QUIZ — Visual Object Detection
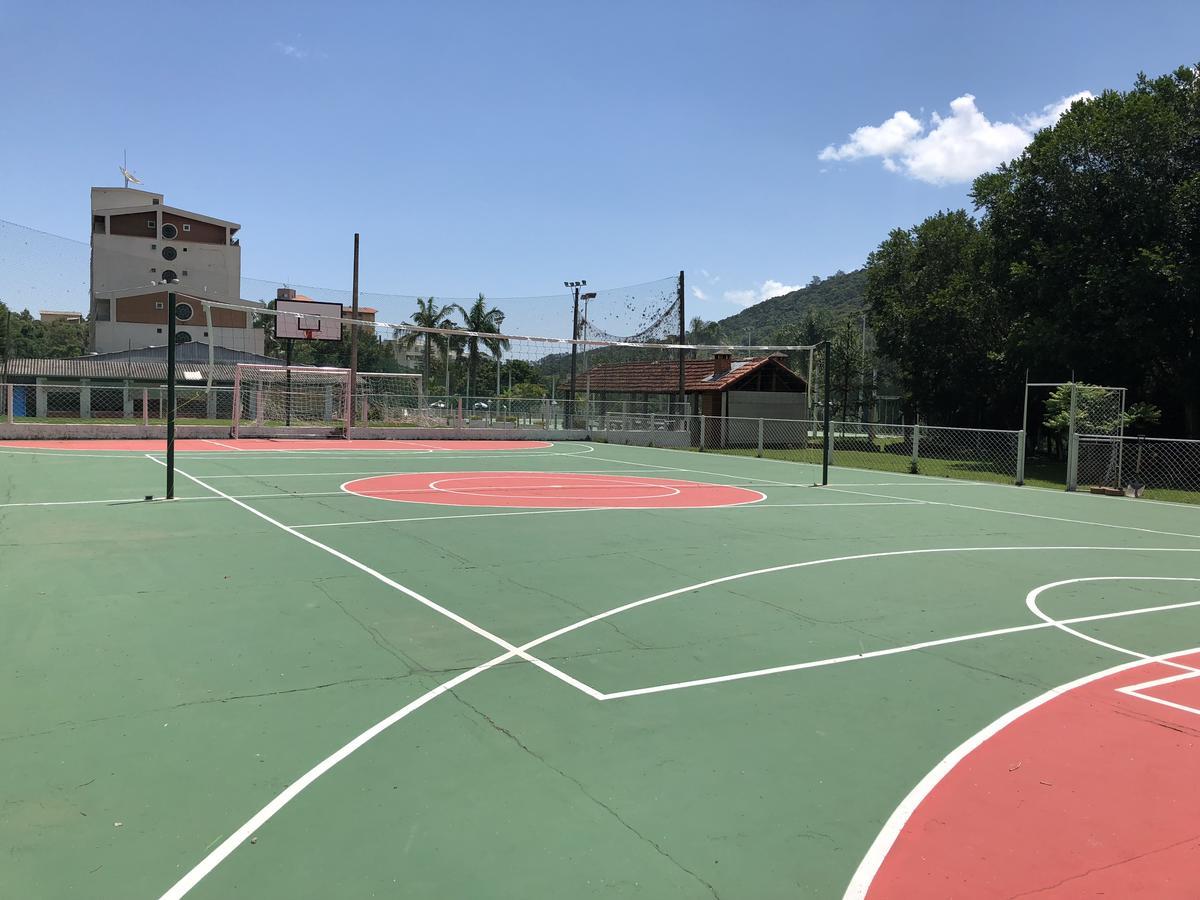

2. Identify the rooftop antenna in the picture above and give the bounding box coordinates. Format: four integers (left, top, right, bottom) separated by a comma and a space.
119, 150, 143, 188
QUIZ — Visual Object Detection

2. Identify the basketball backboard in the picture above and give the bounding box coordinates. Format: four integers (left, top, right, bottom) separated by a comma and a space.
275, 299, 344, 341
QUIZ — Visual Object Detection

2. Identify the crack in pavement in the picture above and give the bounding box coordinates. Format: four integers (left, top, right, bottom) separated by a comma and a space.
1007, 830, 1200, 897
449, 692, 721, 899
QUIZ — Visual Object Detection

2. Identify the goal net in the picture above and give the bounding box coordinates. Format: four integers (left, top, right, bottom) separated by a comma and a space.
232, 364, 352, 437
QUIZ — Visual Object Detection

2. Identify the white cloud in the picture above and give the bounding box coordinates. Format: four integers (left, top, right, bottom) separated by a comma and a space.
723, 279, 802, 308
819, 90, 1092, 184
691, 286, 709, 301
274, 41, 310, 60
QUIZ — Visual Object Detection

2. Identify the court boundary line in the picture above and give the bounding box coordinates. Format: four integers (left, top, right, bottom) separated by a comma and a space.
840, 646, 1200, 899
823, 484, 1200, 542
1117, 670, 1200, 718
291, 500, 921, 529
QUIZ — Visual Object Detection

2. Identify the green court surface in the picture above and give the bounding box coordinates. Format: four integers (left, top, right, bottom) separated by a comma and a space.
3, 439, 1200, 899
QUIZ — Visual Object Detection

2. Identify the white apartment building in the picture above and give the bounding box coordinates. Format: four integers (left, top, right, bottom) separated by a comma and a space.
89, 187, 264, 354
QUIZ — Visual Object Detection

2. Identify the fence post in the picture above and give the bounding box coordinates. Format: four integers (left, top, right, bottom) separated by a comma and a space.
757, 418, 764, 458
142, 389, 149, 426
911, 423, 921, 473
1016, 430, 1026, 485
699, 415, 706, 451
5, 383, 12, 424
1066, 432, 1080, 491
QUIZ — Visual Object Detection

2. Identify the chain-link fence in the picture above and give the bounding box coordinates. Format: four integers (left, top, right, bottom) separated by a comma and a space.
1075, 435, 1200, 502
1, 382, 237, 425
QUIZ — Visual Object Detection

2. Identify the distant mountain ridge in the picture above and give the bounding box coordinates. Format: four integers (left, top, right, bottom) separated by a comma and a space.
713, 269, 867, 340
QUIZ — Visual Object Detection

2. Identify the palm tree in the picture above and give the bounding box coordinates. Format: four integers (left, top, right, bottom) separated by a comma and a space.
452, 294, 509, 398
395, 297, 453, 385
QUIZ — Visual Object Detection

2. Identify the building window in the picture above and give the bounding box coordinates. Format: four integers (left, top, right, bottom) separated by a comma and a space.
161, 223, 178, 240
93, 215, 106, 234
152, 199, 160, 205
176, 331, 192, 344
162, 246, 177, 261
182, 224, 191, 232
161, 269, 178, 282
156, 328, 163, 334
175, 302, 194, 322
155, 302, 164, 310
95, 298, 111, 322
181, 270, 188, 276
146, 219, 155, 229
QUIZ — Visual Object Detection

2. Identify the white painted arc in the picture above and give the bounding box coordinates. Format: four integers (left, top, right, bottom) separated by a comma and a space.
839, 648, 1200, 900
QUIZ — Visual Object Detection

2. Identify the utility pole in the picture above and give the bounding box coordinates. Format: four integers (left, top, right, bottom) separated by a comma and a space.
348, 233, 360, 434
565, 279, 585, 427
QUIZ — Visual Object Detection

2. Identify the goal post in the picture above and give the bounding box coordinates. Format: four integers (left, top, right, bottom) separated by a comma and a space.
231, 364, 352, 437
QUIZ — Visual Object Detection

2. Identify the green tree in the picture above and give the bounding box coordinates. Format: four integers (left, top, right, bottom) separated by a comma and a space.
395, 297, 454, 384
864, 210, 1008, 424
452, 294, 509, 397
973, 64, 1200, 434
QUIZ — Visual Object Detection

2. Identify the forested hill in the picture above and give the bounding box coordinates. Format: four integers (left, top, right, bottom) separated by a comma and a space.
714, 269, 866, 339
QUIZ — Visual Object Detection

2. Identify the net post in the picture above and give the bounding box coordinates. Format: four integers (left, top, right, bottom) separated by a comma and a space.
255, 389, 264, 425
1016, 429, 1027, 485
348, 232, 359, 431
166, 288, 176, 500
1066, 383, 1079, 491
141, 388, 148, 426
757, 417, 764, 458
822, 339, 831, 485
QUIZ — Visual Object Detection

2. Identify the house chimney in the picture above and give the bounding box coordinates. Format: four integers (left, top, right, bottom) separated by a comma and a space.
713, 350, 732, 375
276, 287, 296, 301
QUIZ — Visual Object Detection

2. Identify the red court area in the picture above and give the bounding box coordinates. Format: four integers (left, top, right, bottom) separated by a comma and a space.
0, 439, 551, 452
342, 471, 766, 509
864, 651, 1200, 899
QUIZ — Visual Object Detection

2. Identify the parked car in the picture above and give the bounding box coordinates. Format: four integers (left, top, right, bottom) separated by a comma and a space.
430, 401, 448, 409
472, 401, 489, 410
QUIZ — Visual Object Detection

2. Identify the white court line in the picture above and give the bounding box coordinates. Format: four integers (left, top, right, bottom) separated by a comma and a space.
601, 592, 1200, 700
823, 484, 1200, 542
201, 439, 245, 451
1117, 669, 1200, 718
142, 455, 597, 699
292, 500, 921, 529
841, 645, 1200, 899
519, 546, 1200, 700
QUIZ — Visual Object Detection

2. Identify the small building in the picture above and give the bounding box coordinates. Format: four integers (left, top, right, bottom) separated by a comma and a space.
39, 310, 84, 323
275, 287, 377, 323
575, 351, 808, 418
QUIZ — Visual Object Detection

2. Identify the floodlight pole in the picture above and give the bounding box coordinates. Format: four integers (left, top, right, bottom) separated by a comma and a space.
348, 233, 360, 435
166, 288, 177, 500
284, 338, 293, 426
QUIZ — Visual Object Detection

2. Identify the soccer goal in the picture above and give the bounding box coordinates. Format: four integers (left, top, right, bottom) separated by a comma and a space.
231, 364, 353, 437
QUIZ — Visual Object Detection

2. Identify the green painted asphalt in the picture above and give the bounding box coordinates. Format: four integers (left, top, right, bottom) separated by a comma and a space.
2, 441, 1199, 898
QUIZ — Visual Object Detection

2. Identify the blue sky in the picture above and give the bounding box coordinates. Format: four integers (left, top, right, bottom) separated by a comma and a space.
1, 0, 1197, 330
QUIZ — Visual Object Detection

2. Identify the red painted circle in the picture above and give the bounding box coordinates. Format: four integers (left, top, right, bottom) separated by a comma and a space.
342, 471, 765, 509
